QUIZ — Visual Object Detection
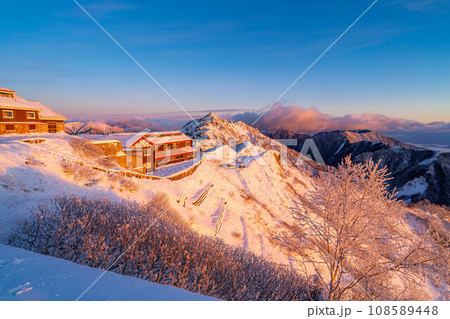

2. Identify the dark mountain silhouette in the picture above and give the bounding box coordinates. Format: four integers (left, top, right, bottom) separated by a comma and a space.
267, 129, 449, 205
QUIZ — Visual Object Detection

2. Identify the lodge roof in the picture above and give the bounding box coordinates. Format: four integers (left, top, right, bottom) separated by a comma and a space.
149, 134, 192, 145
0, 87, 15, 93
127, 131, 192, 148
0, 95, 42, 111
28, 101, 67, 120
0, 88, 67, 121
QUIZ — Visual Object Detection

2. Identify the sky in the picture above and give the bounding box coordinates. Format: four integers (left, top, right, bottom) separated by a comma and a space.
1, 0, 449, 123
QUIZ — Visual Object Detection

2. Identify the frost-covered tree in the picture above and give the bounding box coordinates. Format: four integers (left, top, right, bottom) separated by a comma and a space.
278, 157, 439, 300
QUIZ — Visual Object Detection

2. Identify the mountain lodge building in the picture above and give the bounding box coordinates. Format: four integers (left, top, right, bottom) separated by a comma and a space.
125, 131, 197, 173
0, 87, 66, 135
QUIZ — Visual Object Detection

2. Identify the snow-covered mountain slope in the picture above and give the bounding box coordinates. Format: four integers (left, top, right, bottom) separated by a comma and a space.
0, 134, 132, 234
182, 112, 264, 142
1, 116, 447, 300
0, 131, 313, 270
0, 244, 214, 301
182, 113, 313, 166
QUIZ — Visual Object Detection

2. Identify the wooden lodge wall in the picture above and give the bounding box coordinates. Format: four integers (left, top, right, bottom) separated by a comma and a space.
0, 109, 39, 122
0, 123, 48, 135
0, 108, 65, 135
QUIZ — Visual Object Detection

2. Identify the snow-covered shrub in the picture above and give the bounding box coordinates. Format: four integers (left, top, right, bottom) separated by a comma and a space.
8, 195, 321, 300
69, 138, 118, 168
120, 178, 139, 192
60, 159, 99, 184
0, 170, 23, 190
69, 138, 103, 158
106, 172, 139, 192
426, 214, 450, 249
408, 201, 450, 293
96, 156, 118, 168
105, 171, 121, 183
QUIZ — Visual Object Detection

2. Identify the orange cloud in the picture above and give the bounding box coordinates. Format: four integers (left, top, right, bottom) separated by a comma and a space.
231, 104, 450, 133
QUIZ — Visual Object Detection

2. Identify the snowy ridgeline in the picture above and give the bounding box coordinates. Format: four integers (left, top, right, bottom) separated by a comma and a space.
0, 245, 215, 301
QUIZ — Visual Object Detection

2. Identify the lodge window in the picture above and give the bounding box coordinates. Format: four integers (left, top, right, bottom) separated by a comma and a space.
2, 110, 14, 118
185, 141, 190, 147
0, 92, 13, 98
27, 112, 36, 119
29, 124, 36, 131
5, 124, 14, 131
172, 143, 178, 149
163, 144, 168, 150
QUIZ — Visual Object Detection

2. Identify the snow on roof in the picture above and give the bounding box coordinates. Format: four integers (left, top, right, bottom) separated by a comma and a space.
149, 133, 191, 145
0, 95, 42, 111
125, 130, 150, 148
0, 87, 15, 93
149, 131, 183, 135
29, 101, 67, 120
128, 131, 192, 148
0, 93, 66, 120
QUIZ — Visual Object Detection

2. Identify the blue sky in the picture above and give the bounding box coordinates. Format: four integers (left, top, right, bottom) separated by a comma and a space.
1, 0, 449, 122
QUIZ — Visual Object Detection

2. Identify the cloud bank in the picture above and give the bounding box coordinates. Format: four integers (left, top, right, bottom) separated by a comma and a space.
231, 104, 450, 133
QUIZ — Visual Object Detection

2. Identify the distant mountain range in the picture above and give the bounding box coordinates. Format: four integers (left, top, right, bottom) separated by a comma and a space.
267, 129, 450, 206
68, 113, 449, 206
181, 113, 450, 205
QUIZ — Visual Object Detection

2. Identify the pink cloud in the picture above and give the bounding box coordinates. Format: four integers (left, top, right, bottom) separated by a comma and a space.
231, 104, 450, 133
